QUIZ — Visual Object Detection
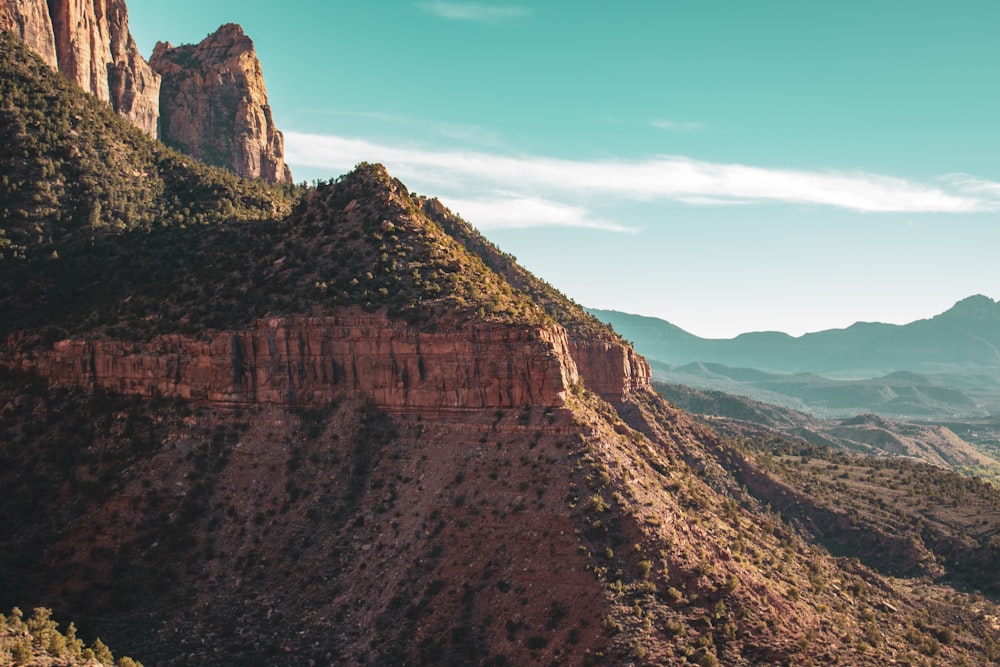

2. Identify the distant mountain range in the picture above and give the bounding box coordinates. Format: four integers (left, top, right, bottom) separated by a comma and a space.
591, 296, 1000, 421
591, 295, 1000, 377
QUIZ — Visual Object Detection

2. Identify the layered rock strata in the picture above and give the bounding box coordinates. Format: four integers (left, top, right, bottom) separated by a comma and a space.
6, 310, 652, 411
11, 313, 581, 411
568, 337, 651, 403
150, 23, 292, 183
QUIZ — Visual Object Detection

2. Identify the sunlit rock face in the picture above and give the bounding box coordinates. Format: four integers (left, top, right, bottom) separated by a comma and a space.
150, 23, 292, 183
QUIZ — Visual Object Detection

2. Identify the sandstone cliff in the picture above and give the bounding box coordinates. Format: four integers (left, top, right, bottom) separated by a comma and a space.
150, 23, 292, 183
0, 0, 57, 68
102, 0, 160, 136
568, 335, 651, 403
0, 0, 159, 136
9, 311, 582, 411
3, 308, 656, 413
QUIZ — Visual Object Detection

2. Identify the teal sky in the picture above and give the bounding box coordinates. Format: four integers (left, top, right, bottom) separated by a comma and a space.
129, 1, 1000, 338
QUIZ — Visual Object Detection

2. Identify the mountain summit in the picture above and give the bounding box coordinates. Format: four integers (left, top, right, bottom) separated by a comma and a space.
150, 24, 293, 183
937, 293, 1000, 322
0, 0, 291, 182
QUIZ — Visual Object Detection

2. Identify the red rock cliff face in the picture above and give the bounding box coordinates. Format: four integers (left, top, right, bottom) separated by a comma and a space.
569, 336, 651, 403
101, 0, 159, 136
1, 0, 160, 137
149, 23, 292, 184
11, 312, 580, 411
0, 0, 57, 68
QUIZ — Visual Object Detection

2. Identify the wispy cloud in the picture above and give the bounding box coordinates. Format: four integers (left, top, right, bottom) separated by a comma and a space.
651, 119, 707, 132
944, 173, 1000, 202
418, 2, 532, 22
442, 195, 634, 233
284, 132, 996, 232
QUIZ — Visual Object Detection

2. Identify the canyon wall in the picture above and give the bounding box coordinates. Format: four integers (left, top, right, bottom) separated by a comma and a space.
46, 0, 159, 136
1, 2, 290, 179
9, 312, 580, 411
150, 23, 292, 183
0, 0, 57, 68
569, 337, 651, 403
6, 311, 652, 411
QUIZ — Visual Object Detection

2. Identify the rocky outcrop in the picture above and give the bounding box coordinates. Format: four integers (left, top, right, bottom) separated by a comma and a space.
0, 0, 57, 68
102, 0, 159, 136
10, 311, 580, 411
569, 336, 651, 403
1, 0, 159, 136
150, 23, 292, 183
2, 3, 293, 157
5, 310, 655, 411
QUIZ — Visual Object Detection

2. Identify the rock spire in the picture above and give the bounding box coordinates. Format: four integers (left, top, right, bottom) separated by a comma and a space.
150, 23, 293, 183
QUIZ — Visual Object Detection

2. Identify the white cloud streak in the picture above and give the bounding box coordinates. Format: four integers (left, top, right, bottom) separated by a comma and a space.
418, 2, 532, 21
441, 195, 635, 233
286, 132, 992, 220
944, 173, 1000, 202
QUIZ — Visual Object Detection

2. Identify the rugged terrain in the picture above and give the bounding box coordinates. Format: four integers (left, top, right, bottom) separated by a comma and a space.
0, 0, 290, 182
656, 382, 998, 471
3, 24, 1000, 667
150, 24, 292, 184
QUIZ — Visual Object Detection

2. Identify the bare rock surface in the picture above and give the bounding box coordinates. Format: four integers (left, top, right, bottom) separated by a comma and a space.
150, 23, 292, 183
1, 0, 159, 136
0, 0, 57, 67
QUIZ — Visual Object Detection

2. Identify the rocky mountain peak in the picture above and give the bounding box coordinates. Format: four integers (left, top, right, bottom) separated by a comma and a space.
150, 23, 293, 184
1, 3, 290, 180
943, 293, 1000, 321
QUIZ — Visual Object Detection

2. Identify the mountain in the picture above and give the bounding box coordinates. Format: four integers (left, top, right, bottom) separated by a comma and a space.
592, 298, 1000, 421
592, 295, 1000, 376
4, 24, 1000, 667
150, 24, 293, 184
0, 0, 290, 182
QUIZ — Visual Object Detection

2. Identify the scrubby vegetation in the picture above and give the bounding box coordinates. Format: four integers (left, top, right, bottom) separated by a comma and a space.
736, 435, 1000, 596
417, 196, 616, 339
0, 33, 299, 261
0, 606, 141, 666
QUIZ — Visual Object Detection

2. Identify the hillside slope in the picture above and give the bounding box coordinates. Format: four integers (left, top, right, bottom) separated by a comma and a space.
655, 382, 996, 470
2, 31, 1000, 666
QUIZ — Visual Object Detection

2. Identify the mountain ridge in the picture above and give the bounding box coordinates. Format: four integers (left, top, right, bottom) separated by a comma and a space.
592, 297, 1000, 421
592, 294, 1000, 374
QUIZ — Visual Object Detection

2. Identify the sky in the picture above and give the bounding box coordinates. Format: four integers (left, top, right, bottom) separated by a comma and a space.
128, 1, 1000, 339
